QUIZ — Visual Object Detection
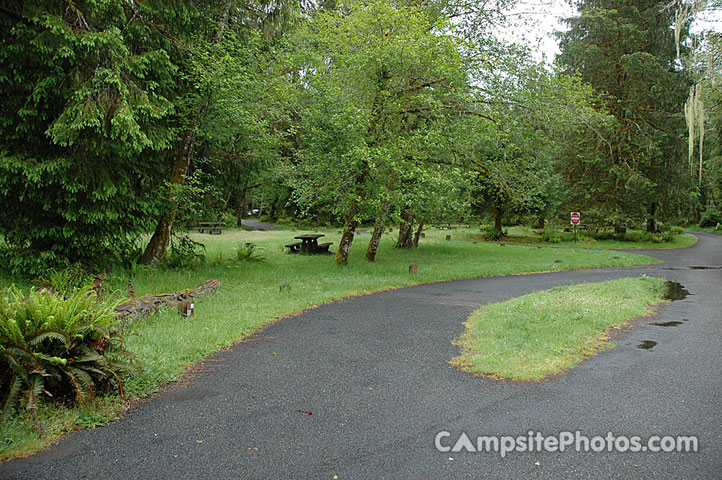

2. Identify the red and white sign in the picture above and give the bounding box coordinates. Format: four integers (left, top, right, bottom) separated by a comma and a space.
570, 212, 581, 226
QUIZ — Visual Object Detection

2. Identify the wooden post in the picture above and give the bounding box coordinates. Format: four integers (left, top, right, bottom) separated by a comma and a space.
178, 300, 194, 317
409, 264, 418, 274
445, 235, 451, 241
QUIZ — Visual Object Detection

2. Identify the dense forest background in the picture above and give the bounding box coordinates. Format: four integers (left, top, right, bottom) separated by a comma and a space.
0, 0, 720, 272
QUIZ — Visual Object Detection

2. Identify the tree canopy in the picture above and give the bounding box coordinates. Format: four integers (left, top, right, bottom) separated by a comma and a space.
0, 0, 717, 273
556, 0, 695, 231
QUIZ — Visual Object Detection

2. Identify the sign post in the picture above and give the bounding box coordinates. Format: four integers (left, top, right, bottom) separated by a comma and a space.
570, 212, 581, 243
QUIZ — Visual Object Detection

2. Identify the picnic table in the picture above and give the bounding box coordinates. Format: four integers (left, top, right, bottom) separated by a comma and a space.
432, 223, 470, 230
433, 223, 456, 230
285, 233, 333, 254
195, 222, 228, 234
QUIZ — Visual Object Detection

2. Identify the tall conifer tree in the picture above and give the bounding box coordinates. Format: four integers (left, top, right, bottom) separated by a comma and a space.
556, 0, 693, 230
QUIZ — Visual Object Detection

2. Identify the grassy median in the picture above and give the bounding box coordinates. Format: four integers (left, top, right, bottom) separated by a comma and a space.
451, 277, 668, 381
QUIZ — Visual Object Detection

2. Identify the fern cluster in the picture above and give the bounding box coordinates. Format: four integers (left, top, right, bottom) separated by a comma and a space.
236, 243, 266, 262
0, 286, 136, 424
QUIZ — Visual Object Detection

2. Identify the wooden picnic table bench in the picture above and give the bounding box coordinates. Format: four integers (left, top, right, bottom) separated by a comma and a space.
195, 221, 228, 234
317, 242, 333, 253
285, 233, 333, 254
284, 241, 302, 253
433, 223, 456, 230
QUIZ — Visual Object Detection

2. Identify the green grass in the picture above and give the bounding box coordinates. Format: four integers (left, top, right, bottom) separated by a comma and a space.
0, 229, 661, 460
441, 225, 698, 249
451, 277, 668, 381
0, 397, 124, 461
689, 226, 722, 235
119, 229, 661, 393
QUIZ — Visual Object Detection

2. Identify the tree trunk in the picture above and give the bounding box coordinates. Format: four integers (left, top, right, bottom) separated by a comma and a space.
140, 213, 173, 267
412, 219, 425, 247
236, 179, 248, 227
140, 130, 195, 266
647, 203, 658, 233
365, 201, 390, 262
335, 200, 359, 266
336, 224, 358, 265
494, 205, 503, 234
221, 186, 233, 213
396, 211, 414, 248
141, 4, 233, 264
537, 217, 545, 229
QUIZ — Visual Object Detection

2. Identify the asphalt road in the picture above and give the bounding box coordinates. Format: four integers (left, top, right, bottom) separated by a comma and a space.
2, 233, 721, 479
242, 219, 278, 231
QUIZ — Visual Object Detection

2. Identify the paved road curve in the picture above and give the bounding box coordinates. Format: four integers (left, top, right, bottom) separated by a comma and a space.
242, 219, 278, 231
2, 234, 721, 479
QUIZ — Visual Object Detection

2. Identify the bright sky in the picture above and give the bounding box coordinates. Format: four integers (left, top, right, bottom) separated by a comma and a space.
503, 0, 722, 64
502, 0, 574, 63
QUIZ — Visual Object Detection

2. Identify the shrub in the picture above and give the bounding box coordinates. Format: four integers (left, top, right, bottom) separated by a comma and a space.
699, 208, 722, 228
479, 224, 507, 241
582, 230, 675, 243
669, 226, 684, 235
482, 229, 504, 241
541, 230, 576, 243
161, 234, 206, 269
0, 248, 71, 281
236, 243, 266, 262
221, 213, 238, 226
541, 230, 562, 243
623, 231, 645, 242
0, 286, 136, 424
34, 265, 95, 298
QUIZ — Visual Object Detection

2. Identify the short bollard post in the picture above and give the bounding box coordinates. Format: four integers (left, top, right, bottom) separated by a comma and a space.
179, 300, 194, 317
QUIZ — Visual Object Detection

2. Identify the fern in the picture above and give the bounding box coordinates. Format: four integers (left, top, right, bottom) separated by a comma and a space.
236, 243, 266, 262
28, 331, 70, 348
0, 285, 136, 426
1, 376, 23, 423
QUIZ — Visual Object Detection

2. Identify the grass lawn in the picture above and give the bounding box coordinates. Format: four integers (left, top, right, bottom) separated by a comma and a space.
689, 226, 722, 235
0, 228, 662, 460
451, 277, 668, 381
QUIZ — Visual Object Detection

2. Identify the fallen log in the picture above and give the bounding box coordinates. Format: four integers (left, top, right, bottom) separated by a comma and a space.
115, 279, 220, 319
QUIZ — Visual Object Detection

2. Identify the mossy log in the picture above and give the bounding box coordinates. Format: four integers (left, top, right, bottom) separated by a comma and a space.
115, 279, 220, 318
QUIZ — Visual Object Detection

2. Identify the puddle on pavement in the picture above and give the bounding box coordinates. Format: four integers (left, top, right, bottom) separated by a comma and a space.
688, 265, 722, 270
653, 321, 683, 327
663, 281, 690, 301
638, 340, 657, 350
